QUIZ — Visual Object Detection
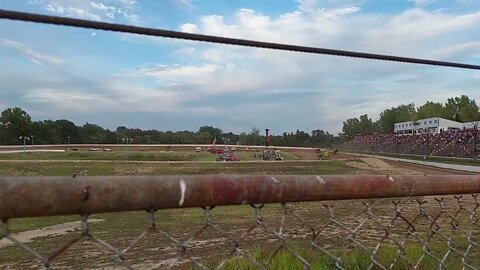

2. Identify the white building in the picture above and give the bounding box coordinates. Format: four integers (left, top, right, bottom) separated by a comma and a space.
394, 117, 462, 134
462, 121, 480, 129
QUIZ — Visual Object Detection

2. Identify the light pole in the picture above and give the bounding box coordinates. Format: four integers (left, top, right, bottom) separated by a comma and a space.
67, 136, 71, 151
19, 136, 30, 160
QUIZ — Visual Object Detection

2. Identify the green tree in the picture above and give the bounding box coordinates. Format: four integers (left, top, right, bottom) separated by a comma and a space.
0, 107, 32, 144
378, 104, 416, 133
444, 95, 480, 122
196, 131, 213, 144
238, 132, 248, 145
250, 126, 261, 146
342, 117, 361, 139
311, 129, 335, 147
342, 114, 375, 139
415, 102, 445, 120
358, 114, 375, 134
198, 126, 223, 142
294, 130, 311, 147
55, 119, 80, 143
31, 120, 60, 144
80, 123, 107, 144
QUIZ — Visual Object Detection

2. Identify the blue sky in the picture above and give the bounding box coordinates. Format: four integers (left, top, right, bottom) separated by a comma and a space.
0, 0, 479, 135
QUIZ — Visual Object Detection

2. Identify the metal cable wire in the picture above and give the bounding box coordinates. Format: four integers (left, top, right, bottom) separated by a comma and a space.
0, 9, 479, 70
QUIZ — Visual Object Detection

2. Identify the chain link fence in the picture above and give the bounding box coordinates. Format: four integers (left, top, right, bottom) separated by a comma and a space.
1, 175, 480, 269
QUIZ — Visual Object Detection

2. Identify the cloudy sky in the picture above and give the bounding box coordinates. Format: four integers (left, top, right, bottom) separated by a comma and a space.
0, 0, 479, 134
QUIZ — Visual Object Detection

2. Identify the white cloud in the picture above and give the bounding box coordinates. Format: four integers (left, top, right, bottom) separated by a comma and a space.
370, 9, 480, 42
433, 41, 480, 59
115, 63, 222, 86
24, 89, 114, 113
179, 23, 198, 33
117, 0, 137, 5
177, 0, 194, 8
121, 1, 480, 132
90, 2, 110, 11
17, 0, 480, 132
45, 2, 102, 21
0, 39, 64, 66
21, 80, 197, 114
174, 47, 196, 55
409, 0, 437, 7
30, 0, 139, 23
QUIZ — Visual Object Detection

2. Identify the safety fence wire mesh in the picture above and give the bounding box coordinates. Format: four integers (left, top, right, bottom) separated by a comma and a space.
2, 194, 480, 269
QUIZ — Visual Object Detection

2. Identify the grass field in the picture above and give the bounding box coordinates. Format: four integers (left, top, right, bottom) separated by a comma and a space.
0, 159, 356, 177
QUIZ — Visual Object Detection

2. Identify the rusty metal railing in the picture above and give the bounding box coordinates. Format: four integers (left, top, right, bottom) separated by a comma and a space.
2, 175, 480, 218
2, 175, 480, 269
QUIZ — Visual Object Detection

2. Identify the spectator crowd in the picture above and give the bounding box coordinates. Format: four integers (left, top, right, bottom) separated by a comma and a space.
345, 128, 480, 157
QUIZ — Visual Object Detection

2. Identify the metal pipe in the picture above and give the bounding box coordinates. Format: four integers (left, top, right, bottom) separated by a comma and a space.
2, 175, 480, 219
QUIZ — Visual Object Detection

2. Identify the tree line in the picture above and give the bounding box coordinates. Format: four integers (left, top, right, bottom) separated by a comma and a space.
342, 95, 480, 139
0, 107, 339, 147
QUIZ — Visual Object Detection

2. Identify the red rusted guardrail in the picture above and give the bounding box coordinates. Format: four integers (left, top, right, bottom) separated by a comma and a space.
2, 174, 480, 219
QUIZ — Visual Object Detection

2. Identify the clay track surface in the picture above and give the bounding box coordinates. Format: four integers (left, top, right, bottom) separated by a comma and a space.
0, 159, 347, 164
383, 159, 477, 175
344, 157, 476, 175
0, 157, 476, 269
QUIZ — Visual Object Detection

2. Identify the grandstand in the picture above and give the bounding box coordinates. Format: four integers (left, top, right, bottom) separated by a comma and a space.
344, 117, 480, 159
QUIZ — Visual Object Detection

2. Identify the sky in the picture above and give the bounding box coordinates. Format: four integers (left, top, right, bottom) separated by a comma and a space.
0, 0, 479, 135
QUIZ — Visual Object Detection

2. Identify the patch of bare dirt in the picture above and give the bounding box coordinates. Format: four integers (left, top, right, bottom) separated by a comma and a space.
360, 158, 392, 169
345, 157, 473, 175
346, 161, 372, 170
114, 167, 155, 175
1, 168, 40, 176
0, 219, 104, 249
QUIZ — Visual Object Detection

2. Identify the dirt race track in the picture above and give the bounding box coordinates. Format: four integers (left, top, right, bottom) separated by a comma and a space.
357, 157, 477, 175
0, 154, 478, 269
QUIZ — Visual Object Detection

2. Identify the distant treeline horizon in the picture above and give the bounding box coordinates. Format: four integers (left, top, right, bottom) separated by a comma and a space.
5, 95, 475, 147
0, 107, 339, 147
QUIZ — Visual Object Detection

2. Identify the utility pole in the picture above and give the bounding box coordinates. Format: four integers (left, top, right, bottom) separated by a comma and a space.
67, 136, 71, 151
